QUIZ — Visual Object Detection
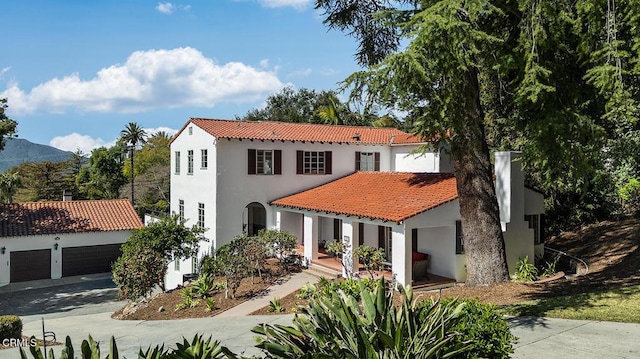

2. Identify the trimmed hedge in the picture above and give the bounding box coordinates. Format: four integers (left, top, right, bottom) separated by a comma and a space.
0, 315, 22, 340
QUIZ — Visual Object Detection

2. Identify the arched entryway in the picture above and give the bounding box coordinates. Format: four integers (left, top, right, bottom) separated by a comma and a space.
243, 202, 266, 236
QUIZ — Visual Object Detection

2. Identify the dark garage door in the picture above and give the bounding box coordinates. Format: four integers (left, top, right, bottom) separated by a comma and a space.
10, 249, 51, 283
62, 244, 122, 277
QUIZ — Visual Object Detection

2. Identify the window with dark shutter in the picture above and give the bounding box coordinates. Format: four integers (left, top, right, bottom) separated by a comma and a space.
455, 220, 464, 254
248, 149, 257, 174
274, 150, 282, 175
296, 150, 303, 174
355, 151, 361, 171
374, 152, 380, 171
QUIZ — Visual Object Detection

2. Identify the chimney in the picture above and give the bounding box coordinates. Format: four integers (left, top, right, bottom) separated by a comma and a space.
62, 189, 73, 201
494, 152, 524, 230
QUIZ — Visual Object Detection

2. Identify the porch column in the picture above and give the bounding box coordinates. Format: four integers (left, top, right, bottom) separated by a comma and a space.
274, 210, 282, 230
391, 224, 411, 287
341, 218, 358, 278
303, 213, 319, 265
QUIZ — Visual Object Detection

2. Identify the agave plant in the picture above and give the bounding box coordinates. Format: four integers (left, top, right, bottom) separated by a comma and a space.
252, 278, 471, 358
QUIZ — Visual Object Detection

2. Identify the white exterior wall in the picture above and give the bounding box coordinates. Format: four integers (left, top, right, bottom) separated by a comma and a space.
0, 230, 132, 287
525, 188, 546, 258
214, 139, 392, 249
391, 145, 442, 172
168, 124, 218, 290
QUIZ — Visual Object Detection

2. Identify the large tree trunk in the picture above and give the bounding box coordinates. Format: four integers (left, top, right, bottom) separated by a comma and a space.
451, 69, 510, 286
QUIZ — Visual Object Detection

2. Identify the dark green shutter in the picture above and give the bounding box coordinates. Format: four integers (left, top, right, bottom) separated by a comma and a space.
296, 150, 303, 174
355, 151, 361, 171
325, 151, 332, 174
374, 152, 380, 171
274, 150, 282, 175
248, 149, 256, 174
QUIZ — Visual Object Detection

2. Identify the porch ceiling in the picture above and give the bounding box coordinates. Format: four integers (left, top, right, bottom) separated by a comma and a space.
271, 172, 458, 223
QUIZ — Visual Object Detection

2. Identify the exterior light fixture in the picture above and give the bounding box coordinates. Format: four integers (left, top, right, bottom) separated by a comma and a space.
54, 243, 59, 251
1, 247, 5, 255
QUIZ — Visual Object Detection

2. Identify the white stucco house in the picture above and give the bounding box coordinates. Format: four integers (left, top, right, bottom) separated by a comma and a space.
168, 118, 544, 289
0, 199, 143, 286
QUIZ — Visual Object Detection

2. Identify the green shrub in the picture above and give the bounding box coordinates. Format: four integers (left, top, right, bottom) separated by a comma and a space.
512, 256, 538, 282
419, 298, 517, 359
191, 275, 214, 299
205, 298, 217, 312
296, 283, 317, 299
0, 315, 22, 340
268, 297, 284, 313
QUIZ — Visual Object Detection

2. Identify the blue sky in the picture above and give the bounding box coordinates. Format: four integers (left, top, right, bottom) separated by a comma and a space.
1, 0, 360, 153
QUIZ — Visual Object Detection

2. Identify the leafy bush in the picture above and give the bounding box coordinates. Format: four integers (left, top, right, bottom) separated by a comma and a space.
200, 237, 251, 299
354, 245, 385, 277
259, 229, 298, 271
0, 315, 21, 340
253, 278, 471, 358
314, 277, 376, 301
419, 298, 517, 359
21, 334, 230, 359
175, 288, 201, 311
191, 274, 214, 299
295, 283, 317, 299
618, 177, 640, 214
112, 246, 166, 300
205, 298, 217, 312
512, 256, 538, 282
268, 297, 284, 313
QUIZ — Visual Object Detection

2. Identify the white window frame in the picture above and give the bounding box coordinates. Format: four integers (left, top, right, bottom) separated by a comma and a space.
178, 199, 184, 221
197, 202, 205, 228
256, 150, 274, 175
187, 150, 194, 175
360, 152, 376, 171
304, 151, 325, 174
175, 151, 181, 175
201, 149, 208, 169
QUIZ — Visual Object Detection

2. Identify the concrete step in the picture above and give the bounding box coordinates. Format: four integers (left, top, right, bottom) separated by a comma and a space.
304, 263, 341, 279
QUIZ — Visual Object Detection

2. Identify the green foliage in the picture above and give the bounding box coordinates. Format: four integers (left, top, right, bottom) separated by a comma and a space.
354, 245, 385, 277
200, 236, 251, 299
20, 334, 231, 359
323, 239, 343, 259
112, 246, 166, 300
113, 214, 204, 300
0, 171, 21, 203
0, 315, 22, 340
191, 274, 214, 299
175, 289, 200, 311
295, 283, 317, 300
76, 145, 127, 200
0, 98, 17, 151
205, 297, 217, 312
268, 297, 284, 313
512, 256, 539, 282
419, 298, 517, 359
259, 229, 298, 271
618, 178, 640, 215
252, 278, 470, 358
539, 256, 559, 279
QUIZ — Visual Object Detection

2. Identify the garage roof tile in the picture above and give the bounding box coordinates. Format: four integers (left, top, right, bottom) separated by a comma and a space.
0, 199, 143, 237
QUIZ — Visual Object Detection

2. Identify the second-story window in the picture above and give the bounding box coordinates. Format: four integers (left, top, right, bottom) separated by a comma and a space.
201, 149, 208, 169
248, 149, 282, 175
175, 151, 181, 174
198, 203, 205, 228
187, 150, 194, 174
355, 151, 380, 171
297, 151, 332, 175
178, 199, 184, 220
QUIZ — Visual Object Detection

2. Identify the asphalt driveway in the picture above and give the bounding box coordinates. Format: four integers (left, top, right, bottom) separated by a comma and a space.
1, 278, 640, 358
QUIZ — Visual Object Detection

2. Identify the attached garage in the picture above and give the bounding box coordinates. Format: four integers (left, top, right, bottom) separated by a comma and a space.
62, 244, 122, 277
10, 249, 51, 283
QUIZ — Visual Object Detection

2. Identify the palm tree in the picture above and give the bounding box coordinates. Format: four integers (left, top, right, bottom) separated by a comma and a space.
120, 122, 147, 206
0, 171, 21, 203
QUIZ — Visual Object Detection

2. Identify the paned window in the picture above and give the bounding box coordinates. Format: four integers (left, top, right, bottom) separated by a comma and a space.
198, 203, 205, 228
248, 149, 281, 175
201, 149, 208, 169
296, 151, 332, 175
174, 151, 181, 174
455, 220, 464, 254
187, 150, 194, 174
178, 199, 184, 220
356, 152, 380, 171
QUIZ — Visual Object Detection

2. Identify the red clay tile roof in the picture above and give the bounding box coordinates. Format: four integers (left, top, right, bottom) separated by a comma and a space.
271, 172, 458, 223
171, 118, 425, 145
0, 199, 143, 237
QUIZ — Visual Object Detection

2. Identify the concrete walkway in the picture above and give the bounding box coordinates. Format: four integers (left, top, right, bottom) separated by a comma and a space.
217, 271, 319, 317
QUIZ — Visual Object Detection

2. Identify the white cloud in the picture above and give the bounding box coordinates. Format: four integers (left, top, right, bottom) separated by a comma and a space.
287, 68, 312, 78
156, 2, 176, 14
49, 126, 178, 154
258, 0, 311, 10
259, 59, 270, 68
50, 133, 111, 154
2, 47, 285, 116
0, 67, 10, 80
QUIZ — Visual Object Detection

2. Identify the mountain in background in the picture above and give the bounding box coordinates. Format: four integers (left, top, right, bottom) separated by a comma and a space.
0, 138, 74, 172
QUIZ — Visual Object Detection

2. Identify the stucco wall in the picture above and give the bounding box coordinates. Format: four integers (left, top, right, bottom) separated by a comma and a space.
0, 230, 132, 286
